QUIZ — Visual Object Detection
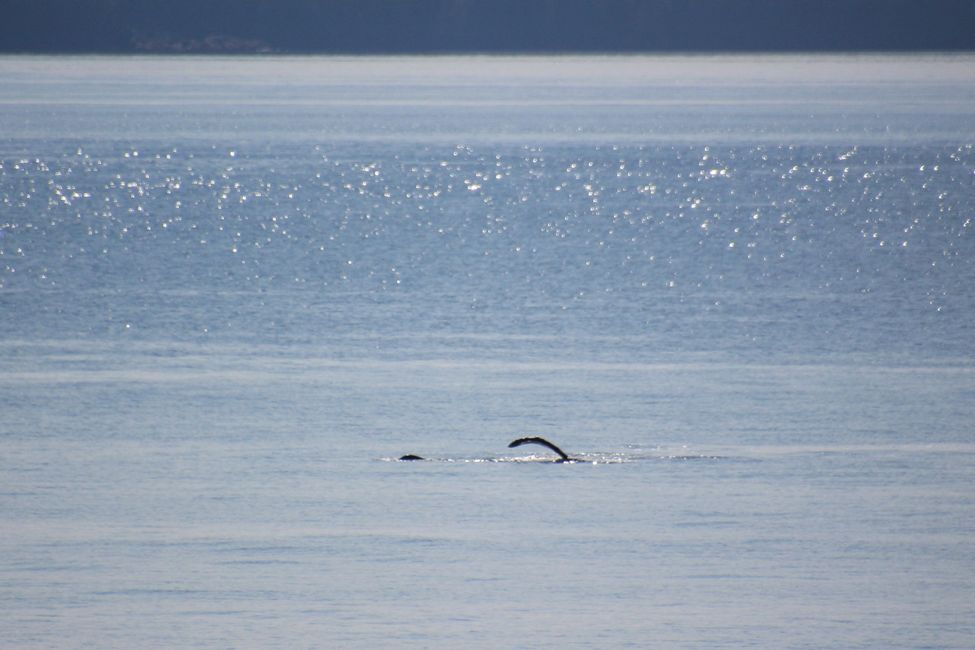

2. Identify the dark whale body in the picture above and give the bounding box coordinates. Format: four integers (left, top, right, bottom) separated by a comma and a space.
398, 438, 580, 463
507, 437, 580, 463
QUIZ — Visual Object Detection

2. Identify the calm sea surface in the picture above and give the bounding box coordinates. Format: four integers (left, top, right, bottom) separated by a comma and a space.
2, 55, 974, 648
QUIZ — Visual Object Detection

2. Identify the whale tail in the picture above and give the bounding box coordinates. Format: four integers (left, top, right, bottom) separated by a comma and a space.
507, 436, 574, 462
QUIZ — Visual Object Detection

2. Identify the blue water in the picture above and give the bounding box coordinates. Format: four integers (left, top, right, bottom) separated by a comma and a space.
2, 55, 974, 648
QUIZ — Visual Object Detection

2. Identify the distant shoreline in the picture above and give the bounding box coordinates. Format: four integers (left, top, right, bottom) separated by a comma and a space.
3, 0, 974, 55
1, 50, 974, 58
3, 47, 975, 56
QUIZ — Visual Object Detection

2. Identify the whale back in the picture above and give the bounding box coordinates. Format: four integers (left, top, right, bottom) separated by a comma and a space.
507, 436, 571, 461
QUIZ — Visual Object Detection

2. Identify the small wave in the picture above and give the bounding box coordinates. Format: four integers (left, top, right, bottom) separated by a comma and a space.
384, 452, 724, 464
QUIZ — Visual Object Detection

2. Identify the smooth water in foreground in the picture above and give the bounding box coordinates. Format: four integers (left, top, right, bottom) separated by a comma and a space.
2, 55, 974, 648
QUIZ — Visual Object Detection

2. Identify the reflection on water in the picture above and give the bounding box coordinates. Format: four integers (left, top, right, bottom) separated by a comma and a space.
1, 55, 975, 649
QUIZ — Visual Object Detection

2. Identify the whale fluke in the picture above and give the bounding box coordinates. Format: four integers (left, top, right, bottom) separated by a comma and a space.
507, 437, 577, 462
398, 454, 425, 461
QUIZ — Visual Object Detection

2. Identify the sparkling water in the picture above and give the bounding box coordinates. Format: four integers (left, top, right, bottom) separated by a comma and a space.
2, 55, 974, 648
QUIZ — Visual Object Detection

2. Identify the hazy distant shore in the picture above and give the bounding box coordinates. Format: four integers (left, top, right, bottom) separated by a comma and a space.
2, 0, 974, 54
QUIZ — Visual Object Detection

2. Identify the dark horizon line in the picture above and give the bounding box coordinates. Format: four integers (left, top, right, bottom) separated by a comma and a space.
3, 48, 975, 56
4, 0, 973, 56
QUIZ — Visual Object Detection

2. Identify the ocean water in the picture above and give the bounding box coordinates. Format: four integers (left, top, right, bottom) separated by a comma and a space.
1, 55, 974, 648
